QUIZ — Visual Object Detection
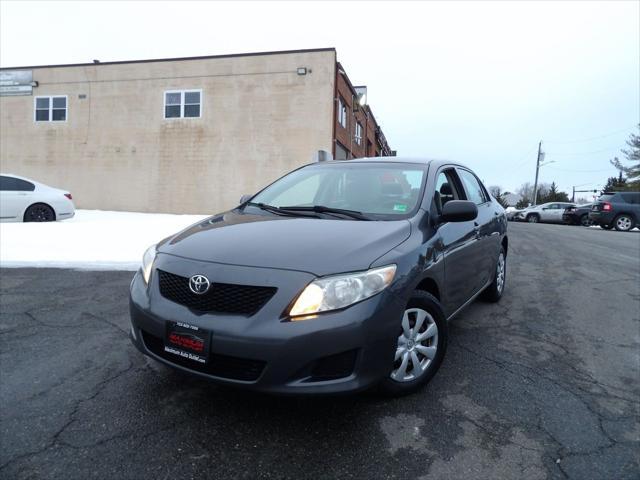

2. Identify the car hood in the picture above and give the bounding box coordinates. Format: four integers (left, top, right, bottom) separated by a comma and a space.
158, 210, 411, 276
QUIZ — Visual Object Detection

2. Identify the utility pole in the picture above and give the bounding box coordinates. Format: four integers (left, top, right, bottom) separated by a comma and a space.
532, 141, 542, 206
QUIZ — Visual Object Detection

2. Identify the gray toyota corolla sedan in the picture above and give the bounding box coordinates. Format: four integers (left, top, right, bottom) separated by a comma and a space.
129, 158, 508, 396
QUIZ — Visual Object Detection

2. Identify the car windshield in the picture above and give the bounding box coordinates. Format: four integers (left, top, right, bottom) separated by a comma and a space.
248, 162, 427, 220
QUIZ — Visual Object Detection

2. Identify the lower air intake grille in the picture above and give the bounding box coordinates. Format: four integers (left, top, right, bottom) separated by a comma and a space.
157, 269, 277, 315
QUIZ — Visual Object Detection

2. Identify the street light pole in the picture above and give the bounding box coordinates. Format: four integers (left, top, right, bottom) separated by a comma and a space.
533, 141, 542, 206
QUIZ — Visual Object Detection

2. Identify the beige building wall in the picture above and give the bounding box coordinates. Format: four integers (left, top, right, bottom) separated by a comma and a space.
0, 50, 336, 214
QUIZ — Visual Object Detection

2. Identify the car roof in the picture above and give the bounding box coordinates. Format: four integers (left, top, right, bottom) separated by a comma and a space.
0, 173, 50, 188
0, 173, 38, 183
322, 157, 472, 171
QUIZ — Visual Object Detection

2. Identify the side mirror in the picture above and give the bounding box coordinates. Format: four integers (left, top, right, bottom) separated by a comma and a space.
239, 194, 252, 204
441, 200, 478, 223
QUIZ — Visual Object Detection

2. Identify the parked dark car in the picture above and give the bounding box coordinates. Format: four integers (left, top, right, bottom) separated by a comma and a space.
129, 158, 508, 396
563, 204, 593, 226
589, 191, 640, 231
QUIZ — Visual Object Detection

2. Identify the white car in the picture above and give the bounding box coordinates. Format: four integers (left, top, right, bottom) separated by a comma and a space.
515, 202, 576, 223
0, 174, 75, 222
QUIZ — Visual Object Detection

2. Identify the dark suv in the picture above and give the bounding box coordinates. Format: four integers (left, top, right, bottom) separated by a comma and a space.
589, 191, 640, 231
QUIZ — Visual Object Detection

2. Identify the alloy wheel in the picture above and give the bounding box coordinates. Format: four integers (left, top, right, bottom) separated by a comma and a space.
27, 206, 54, 222
391, 308, 438, 383
616, 216, 632, 231
496, 253, 505, 293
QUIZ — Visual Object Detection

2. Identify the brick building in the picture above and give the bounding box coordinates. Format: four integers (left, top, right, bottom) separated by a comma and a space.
333, 62, 393, 160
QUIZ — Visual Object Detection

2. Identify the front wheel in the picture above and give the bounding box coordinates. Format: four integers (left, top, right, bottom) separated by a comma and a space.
527, 214, 539, 223
378, 291, 448, 396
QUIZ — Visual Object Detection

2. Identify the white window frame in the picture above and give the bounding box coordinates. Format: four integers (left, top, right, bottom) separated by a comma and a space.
355, 122, 363, 145
337, 97, 347, 128
33, 95, 68, 123
163, 89, 203, 120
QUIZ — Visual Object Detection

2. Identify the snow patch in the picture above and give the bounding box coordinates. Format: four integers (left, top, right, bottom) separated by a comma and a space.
0, 209, 208, 271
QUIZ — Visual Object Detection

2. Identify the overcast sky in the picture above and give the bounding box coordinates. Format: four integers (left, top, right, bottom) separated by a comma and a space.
1, 0, 638, 197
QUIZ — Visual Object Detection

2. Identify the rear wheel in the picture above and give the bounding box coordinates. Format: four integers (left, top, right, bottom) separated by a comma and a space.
526, 214, 539, 223
580, 214, 591, 227
614, 214, 634, 232
378, 291, 447, 396
482, 247, 506, 302
24, 203, 55, 222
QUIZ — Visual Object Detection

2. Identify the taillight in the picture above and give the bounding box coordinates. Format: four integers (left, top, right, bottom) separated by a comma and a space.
64, 193, 72, 200
602, 202, 612, 211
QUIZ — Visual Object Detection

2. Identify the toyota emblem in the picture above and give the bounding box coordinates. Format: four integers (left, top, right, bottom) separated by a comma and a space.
189, 274, 210, 295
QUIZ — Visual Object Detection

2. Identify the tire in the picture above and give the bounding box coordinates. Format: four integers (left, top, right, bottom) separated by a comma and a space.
600, 224, 613, 230
613, 214, 635, 232
580, 214, 591, 227
23, 203, 55, 222
526, 214, 539, 223
378, 291, 448, 397
482, 247, 506, 302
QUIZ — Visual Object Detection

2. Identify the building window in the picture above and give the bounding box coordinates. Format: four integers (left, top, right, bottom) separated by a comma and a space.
164, 90, 202, 119
355, 122, 363, 145
337, 97, 347, 128
34, 96, 67, 122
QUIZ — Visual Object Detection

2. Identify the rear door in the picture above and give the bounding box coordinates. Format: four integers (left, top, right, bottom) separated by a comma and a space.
540, 203, 557, 221
433, 168, 483, 313
456, 168, 499, 292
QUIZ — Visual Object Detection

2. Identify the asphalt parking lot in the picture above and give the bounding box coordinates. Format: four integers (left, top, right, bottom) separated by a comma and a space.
1, 222, 638, 479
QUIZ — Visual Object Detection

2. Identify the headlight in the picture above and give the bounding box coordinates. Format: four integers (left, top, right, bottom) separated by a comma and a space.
289, 265, 397, 318
141, 244, 156, 284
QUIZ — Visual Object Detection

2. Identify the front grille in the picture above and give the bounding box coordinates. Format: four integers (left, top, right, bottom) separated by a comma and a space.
141, 330, 266, 382
157, 269, 277, 315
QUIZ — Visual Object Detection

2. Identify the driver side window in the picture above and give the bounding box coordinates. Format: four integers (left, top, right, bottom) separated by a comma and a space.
434, 170, 461, 214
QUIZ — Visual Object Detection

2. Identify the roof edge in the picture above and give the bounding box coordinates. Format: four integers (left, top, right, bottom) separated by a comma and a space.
0, 47, 337, 71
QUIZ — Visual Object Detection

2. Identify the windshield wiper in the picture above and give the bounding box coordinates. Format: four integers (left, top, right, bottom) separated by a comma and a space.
279, 205, 371, 221
245, 202, 319, 218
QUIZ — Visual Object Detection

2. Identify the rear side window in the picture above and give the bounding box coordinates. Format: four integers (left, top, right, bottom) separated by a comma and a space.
458, 169, 488, 205
620, 193, 640, 204
0, 176, 35, 191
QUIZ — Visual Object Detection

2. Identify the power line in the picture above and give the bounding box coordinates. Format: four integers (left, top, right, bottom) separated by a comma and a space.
512, 144, 539, 169
545, 127, 634, 144
546, 147, 620, 156
546, 165, 616, 173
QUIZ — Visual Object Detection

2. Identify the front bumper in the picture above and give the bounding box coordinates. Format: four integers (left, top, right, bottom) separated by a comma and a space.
129, 258, 405, 395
